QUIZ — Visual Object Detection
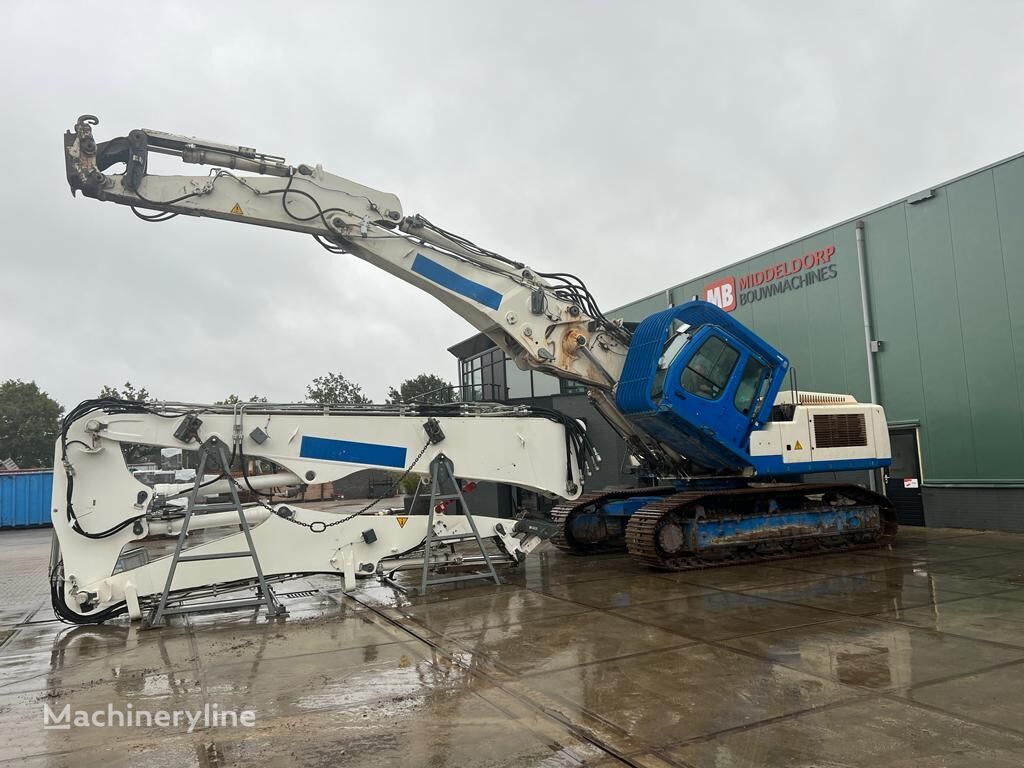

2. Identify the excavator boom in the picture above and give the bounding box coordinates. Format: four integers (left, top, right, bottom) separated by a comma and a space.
65, 116, 628, 390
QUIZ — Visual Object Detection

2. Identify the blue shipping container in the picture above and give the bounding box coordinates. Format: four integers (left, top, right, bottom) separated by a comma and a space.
0, 471, 54, 528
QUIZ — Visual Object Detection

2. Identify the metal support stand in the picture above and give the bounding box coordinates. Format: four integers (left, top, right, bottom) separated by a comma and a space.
148, 436, 284, 627
383, 454, 501, 596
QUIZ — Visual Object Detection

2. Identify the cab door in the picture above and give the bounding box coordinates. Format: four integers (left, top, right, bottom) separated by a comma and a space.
726, 352, 771, 447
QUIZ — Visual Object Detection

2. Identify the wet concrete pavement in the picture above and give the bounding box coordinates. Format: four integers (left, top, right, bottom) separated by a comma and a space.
3, 524, 1024, 766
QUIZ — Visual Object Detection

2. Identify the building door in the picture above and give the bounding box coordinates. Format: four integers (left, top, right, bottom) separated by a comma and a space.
885, 429, 925, 526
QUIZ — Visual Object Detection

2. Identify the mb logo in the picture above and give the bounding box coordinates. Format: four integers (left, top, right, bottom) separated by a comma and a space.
703, 276, 736, 312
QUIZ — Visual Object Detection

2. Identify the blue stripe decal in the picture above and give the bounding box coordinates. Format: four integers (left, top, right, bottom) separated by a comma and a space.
411, 253, 503, 310
300, 436, 408, 468
751, 456, 890, 475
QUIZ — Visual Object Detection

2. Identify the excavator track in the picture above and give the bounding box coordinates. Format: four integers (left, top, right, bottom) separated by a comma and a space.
550, 486, 678, 555
625, 483, 897, 570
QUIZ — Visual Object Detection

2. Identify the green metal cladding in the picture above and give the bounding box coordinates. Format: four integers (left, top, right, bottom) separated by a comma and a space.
614, 153, 1024, 486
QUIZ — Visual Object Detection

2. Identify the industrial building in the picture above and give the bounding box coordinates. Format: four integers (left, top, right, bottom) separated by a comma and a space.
450, 151, 1024, 531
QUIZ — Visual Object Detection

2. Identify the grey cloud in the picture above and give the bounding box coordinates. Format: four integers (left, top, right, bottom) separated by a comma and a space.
1, 1, 1021, 407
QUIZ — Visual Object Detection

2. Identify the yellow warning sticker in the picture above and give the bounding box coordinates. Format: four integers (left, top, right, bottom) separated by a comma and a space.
229, 203, 243, 215
794, 440, 803, 450
396, 516, 408, 528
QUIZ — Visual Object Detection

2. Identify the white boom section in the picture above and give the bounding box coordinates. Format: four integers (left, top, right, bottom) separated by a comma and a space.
64, 117, 629, 390
52, 401, 584, 622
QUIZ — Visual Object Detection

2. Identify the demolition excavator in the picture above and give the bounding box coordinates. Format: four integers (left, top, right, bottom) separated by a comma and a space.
57, 115, 895, 623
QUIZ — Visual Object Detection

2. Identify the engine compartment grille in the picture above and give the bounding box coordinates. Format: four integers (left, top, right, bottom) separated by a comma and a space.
812, 413, 868, 448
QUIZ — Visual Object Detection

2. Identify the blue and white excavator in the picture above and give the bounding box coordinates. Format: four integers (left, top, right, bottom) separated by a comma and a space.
57, 116, 895, 622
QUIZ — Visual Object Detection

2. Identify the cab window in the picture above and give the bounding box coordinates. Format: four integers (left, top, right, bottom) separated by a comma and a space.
651, 321, 692, 399
680, 336, 739, 400
733, 356, 768, 416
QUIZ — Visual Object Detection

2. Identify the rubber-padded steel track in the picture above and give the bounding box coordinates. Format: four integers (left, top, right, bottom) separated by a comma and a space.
550, 486, 678, 555
625, 483, 897, 570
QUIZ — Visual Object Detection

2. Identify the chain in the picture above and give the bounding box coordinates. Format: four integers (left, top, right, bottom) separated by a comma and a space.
273, 440, 433, 533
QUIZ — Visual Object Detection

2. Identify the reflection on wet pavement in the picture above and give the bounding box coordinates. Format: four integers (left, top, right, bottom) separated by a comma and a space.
669, 697, 1024, 767
533, 573, 715, 609
872, 593, 1024, 647
741, 573, 977, 616
3, 526, 1024, 766
722, 616, 1024, 691
611, 591, 838, 641
446, 611, 696, 677
524, 643, 854, 744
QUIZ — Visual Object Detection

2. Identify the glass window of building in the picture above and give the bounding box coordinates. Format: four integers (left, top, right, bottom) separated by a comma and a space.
460, 348, 508, 401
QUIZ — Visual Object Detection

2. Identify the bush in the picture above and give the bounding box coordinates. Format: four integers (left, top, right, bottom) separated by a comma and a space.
398, 473, 422, 496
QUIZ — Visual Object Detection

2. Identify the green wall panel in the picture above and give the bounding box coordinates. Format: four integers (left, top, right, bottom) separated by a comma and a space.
948, 171, 1024, 480
861, 205, 926, 427
904, 190, 976, 480
800, 232, 849, 397
770, 239, 814, 389
993, 158, 1024, 478
616, 293, 667, 325
834, 223, 872, 403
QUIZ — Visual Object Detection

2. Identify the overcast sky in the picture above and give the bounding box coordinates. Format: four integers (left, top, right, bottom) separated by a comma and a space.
2, 1, 1022, 407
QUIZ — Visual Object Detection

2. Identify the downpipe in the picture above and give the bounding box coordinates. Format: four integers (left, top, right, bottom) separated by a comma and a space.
855, 220, 880, 492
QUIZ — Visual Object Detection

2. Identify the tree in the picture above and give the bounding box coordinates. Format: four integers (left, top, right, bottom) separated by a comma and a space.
305, 372, 371, 405
0, 380, 64, 468
216, 394, 269, 405
99, 382, 152, 401
386, 373, 452, 404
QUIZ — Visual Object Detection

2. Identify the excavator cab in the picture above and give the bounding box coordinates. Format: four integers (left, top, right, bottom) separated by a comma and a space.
615, 301, 789, 473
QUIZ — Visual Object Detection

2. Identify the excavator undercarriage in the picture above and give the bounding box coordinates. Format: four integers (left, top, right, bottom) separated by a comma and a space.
552, 482, 896, 570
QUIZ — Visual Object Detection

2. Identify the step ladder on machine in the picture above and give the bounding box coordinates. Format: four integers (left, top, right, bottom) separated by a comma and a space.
148, 436, 285, 627
387, 454, 502, 596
